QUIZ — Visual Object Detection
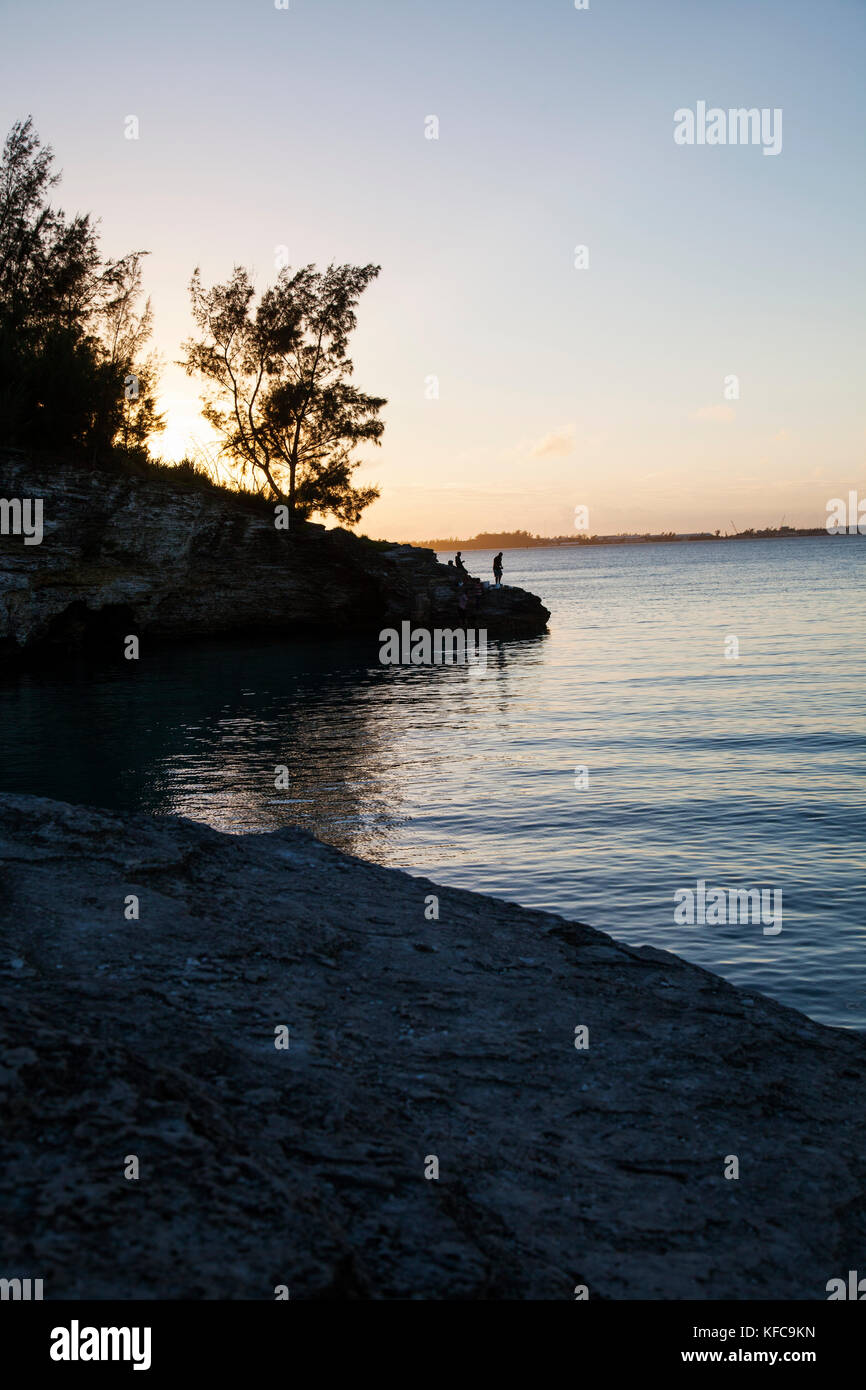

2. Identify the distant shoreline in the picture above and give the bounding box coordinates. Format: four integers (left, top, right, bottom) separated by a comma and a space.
411, 527, 854, 551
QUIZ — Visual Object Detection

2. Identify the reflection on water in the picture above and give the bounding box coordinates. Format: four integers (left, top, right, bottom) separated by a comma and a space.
0, 537, 864, 1030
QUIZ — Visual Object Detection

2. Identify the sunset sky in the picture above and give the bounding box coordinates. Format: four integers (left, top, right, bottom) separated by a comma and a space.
1, 0, 864, 538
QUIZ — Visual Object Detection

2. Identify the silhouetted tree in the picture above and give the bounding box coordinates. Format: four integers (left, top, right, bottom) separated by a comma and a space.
182, 262, 384, 527
0, 116, 161, 456
93, 252, 163, 459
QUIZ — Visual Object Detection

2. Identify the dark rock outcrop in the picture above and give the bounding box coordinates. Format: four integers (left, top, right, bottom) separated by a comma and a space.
1, 793, 864, 1299
0, 452, 549, 654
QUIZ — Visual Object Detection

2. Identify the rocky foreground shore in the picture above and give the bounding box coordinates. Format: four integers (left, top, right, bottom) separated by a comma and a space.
0, 452, 549, 653
1, 794, 864, 1299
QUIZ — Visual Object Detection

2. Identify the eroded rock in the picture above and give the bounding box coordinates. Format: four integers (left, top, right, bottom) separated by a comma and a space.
0, 452, 550, 653
0, 793, 864, 1299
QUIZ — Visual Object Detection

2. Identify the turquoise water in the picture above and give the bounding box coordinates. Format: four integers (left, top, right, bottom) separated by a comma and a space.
1, 536, 863, 1028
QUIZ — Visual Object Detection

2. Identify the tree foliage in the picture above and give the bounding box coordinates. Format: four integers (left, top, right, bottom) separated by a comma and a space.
182, 262, 384, 525
0, 116, 162, 456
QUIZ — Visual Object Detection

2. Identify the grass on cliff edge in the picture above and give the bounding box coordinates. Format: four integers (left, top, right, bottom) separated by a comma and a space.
1, 444, 397, 550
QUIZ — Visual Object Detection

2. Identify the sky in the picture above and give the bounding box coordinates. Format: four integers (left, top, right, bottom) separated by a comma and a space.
1, 0, 864, 539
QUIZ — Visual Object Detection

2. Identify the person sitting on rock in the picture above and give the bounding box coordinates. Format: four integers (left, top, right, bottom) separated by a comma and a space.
455, 551, 468, 575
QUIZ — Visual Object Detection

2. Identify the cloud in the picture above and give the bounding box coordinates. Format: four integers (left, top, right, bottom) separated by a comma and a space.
691, 404, 735, 423
530, 423, 576, 457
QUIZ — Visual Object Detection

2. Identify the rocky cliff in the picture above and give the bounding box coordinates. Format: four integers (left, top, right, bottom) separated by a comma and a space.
0, 451, 549, 654
1, 793, 864, 1299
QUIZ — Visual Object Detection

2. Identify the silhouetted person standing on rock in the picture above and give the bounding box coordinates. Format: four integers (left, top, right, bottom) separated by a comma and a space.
493, 552, 503, 587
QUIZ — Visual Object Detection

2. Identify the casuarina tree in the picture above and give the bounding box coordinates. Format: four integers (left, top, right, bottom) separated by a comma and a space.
182, 262, 385, 527
0, 116, 161, 456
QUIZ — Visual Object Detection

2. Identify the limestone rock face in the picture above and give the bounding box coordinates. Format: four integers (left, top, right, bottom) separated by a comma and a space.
0, 452, 550, 653
1, 792, 865, 1299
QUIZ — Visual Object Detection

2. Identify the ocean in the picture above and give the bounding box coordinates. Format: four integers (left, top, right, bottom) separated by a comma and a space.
1, 536, 863, 1029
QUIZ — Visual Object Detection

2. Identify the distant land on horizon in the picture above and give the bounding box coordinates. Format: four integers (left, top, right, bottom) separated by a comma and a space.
410, 526, 842, 551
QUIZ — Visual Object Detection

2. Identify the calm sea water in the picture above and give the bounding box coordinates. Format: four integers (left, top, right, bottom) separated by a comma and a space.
1, 537, 864, 1029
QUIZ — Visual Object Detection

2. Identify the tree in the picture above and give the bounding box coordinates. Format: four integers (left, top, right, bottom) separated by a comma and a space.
182, 262, 385, 526
0, 117, 98, 334
0, 116, 161, 456
93, 251, 164, 459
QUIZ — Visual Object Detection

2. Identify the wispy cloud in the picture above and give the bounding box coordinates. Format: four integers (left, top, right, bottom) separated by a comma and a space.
530, 423, 576, 457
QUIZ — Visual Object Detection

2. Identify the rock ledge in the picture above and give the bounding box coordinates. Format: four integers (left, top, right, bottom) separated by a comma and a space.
0, 452, 550, 653
1, 793, 863, 1299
